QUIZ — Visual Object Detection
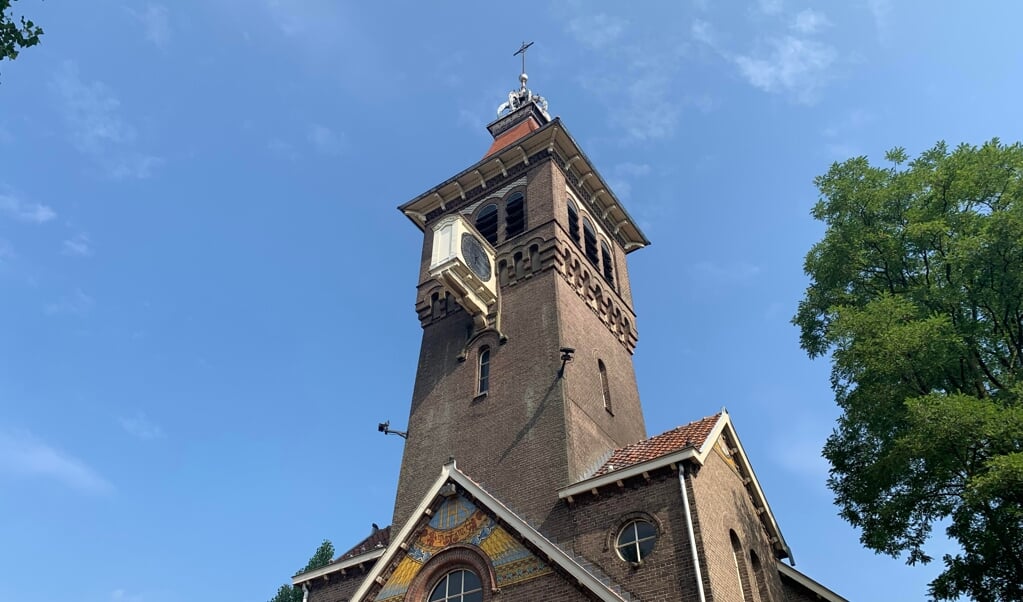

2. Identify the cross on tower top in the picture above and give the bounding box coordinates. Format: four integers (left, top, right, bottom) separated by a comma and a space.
513, 41, 534, 84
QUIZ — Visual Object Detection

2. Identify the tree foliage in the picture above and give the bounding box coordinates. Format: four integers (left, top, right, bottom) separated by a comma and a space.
268, 539, 335, 602
1, 0, 42, 68
795, 139, 1023, 601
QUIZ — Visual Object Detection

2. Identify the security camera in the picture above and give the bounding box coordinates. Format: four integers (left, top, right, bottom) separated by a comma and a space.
378, 421, 389, 433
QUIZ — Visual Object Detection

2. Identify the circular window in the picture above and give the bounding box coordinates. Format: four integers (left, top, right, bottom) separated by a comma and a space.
615, 519, 657, 563
429, 569, 483, 602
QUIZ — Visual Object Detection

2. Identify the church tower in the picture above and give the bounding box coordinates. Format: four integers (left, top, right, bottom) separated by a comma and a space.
391, 63, 651, 528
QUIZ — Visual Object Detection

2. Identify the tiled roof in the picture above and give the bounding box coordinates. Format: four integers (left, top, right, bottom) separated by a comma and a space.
334, 525, 392, 563
591, 414, 721, 478
483, 117, 540, 158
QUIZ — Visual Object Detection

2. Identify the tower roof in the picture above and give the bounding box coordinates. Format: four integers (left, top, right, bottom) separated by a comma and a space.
398, 117, 650, 252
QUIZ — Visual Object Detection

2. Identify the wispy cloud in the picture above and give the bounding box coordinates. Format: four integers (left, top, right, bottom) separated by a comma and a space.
306, 124, 344, 155
0, 238, 13, 261
791, 9, 831, 34
567, 14, 627, 49
0, 430, 113, 494
756, 0, 784, 16
615, 162, 652, 177
867, 0, 893, 42
63, 233, 93, 257
689, 260, 761, 285
0, 191, 56, 224
45, 289, 95, 316
51, 62, 162, 179
267, 138, 299, 161
111, 590, 145, 602
129, 4, 171, 49
118, 413, 165, 441
733, 37, 835, 104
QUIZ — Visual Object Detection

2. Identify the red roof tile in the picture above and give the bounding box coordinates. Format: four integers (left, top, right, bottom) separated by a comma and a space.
483, 117, 541, 158
334, 525, 391, 563
591, 414, 721, 478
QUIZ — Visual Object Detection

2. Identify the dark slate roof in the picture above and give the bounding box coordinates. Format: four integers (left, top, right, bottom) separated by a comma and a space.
334, 525, 392, 563
591, 413, 721, 478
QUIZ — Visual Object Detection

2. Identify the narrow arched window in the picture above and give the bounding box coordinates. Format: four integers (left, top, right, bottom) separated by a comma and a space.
750, 550, 772, 602
598, 359, 612, 414
475, 204, 498, 246
601, 241, 614, 287
567, 201, 581, 246
505, 192, 525, 238
477, 346, 491, 395
730, 530, 753, 602
582, 218, 598, 265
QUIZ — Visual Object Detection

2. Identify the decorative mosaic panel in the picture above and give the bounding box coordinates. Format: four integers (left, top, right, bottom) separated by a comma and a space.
375, 494, 551, 601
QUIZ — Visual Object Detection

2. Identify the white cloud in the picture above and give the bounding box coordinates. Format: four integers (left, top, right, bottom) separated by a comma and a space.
566, 14, 627, 49
306, 124, 343, 155
691, 19, 717, 46
62, 233, 93, 257
51, 62, 162, 179
0, 238, 13, 260
757, 0, 784, 16
733, 36, 835, 104
867, 0, 893, 41
0, 191, 56, 223
791, 9, 831, 34
129, 4, 171, 48
0, 430, 112, 494
267, 138, 299, 161
118, 413, 164, 440
615, 162, 652, 177
689, 260, 761, 285
45, 289, 95, 315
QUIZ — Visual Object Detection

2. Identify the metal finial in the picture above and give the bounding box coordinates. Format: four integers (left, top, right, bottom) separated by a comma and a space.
497, 41, 549, 118
514, 41, 534, 82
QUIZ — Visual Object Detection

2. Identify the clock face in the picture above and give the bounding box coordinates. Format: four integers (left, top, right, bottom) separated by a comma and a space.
461, 233, 492, 282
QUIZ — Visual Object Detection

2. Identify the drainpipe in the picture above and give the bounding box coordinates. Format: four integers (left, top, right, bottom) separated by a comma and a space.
301, 583, 309, 602
680, 464, 707, 602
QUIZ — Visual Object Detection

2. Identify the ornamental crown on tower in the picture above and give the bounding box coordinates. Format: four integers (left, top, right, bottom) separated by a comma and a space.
497, 41, 550, 119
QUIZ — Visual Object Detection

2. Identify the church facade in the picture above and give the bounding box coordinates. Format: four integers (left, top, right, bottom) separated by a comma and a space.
291, 70, 848, 602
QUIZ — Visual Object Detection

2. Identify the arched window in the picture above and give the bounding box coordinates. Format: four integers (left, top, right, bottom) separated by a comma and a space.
750, 549, 772, 602
429, 569, 483, 602
730, 530, 753, 602
598, 359, 612, 414
582, 218, 598, 265
477, 346, 490, 395
567, 200, 581, 246
475, 204, 498, 246
505, 193, 525, 238
600, 241, 614, 287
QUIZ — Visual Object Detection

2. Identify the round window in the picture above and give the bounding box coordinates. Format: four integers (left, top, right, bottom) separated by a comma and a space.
615, 519, 657, 563
429, 569, 483, 602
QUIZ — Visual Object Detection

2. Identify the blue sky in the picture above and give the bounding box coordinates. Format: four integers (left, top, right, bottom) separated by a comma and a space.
1, 1, 1021, 601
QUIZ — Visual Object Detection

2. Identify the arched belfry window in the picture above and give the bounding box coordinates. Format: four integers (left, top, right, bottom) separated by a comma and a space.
601, 241, 615, 287
567, 201, 581, 246
583, 218, 598, 265
505, 192, 525, 239
599, 359, 612, 414
477, 346, 491, 395
429, 569, 483, 602
475, 204, 498, 246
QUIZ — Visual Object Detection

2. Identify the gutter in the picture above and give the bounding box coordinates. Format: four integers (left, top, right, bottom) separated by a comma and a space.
680, 464, 707, 602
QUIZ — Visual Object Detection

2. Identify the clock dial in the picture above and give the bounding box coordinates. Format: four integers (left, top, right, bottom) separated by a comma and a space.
461, 233, 492, 282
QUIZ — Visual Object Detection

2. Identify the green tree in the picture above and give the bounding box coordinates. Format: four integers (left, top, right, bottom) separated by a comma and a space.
268, 539, 335, 602
1, 0, 43, 67
794, 139, 1023, 601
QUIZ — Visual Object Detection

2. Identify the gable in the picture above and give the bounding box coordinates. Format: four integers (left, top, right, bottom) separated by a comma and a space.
351, 462, 630, 602
375, 495, 552, 601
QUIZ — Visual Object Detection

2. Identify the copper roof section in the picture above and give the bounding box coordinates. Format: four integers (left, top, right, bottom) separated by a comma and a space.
483, 116, 541, 158
592, 414, 721, 478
